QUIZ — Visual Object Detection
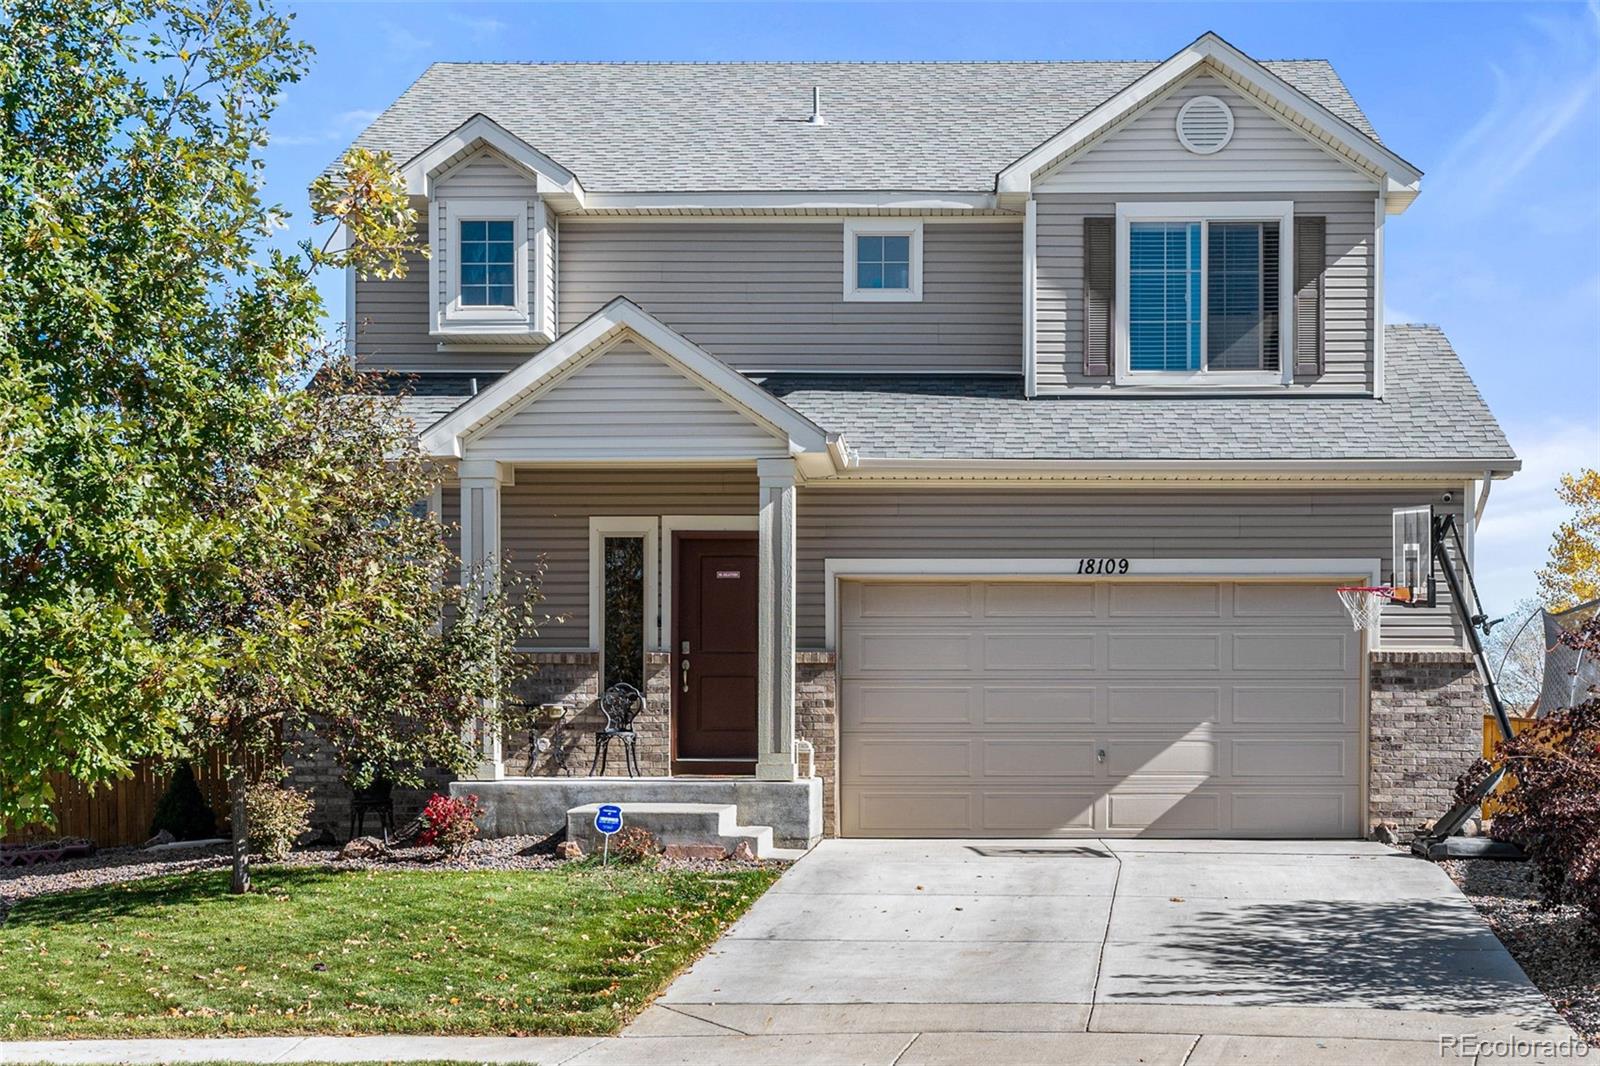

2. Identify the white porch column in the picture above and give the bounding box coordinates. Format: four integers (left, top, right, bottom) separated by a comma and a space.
755, 457, 798, 782
458, 459, 509, 781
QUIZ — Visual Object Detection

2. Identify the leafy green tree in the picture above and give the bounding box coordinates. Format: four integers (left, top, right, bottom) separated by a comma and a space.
0, 0, 538, 893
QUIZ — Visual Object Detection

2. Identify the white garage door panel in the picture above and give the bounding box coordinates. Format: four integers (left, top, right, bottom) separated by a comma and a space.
839, 580, 1363, 838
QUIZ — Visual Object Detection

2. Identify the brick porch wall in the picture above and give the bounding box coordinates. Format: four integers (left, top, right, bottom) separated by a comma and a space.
797, 651, 839, 837
1367, 649, 1484, 832
508, 652, 672, 777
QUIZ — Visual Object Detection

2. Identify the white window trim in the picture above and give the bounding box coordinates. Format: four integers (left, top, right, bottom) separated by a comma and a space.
588, 518, 660, 681
842, 218, 923, 302
660, 515, 759, 651
1115, 200, 1294, 387
432, 197, 543, 336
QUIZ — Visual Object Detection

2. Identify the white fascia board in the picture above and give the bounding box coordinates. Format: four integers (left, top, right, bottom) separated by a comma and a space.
995, 32, 1423, 194
822, 555, 1383, 649
418, 297, 833, 460
576, 190, 999, 213
401, 114, 586, 206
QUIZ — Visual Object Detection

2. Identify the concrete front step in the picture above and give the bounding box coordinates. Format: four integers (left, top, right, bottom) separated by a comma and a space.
567, 802, 775, 859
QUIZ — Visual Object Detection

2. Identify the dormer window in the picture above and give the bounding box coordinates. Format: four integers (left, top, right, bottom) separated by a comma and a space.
459, 219, 517, 307
1115, 201, 1293, 386
429, 190, 553, 342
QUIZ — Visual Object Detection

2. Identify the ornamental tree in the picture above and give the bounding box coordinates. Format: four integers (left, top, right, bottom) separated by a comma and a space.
0, 0, 539, 893
1538, 469, 1600, 611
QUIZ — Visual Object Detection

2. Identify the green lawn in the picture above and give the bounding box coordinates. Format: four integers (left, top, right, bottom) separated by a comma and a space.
0, 862, 779, 1039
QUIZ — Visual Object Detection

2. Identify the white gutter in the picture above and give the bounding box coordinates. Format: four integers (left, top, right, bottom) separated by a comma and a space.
843, 456, 1523, 477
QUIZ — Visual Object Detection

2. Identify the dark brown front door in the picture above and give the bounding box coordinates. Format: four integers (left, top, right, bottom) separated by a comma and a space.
674, 533, 758, 773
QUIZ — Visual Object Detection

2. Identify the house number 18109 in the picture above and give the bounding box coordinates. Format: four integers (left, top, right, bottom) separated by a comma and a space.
1077, 558, 1130, 575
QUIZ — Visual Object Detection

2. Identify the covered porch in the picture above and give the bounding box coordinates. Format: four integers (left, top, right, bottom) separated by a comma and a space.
418, 299, 849, 848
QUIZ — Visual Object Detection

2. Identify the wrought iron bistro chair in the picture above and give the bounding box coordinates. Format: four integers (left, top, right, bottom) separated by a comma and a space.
590, 683, 646, 777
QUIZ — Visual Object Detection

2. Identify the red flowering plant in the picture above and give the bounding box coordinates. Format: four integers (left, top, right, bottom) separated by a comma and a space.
417, 793, 483, 858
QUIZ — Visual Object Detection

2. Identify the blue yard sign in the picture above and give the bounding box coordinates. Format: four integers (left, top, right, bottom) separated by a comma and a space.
595, 804, 623, 866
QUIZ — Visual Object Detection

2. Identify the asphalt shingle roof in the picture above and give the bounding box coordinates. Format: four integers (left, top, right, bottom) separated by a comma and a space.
374, 326, 1512, 465
343, 59, 1379, 193
760, 325, 1513, 462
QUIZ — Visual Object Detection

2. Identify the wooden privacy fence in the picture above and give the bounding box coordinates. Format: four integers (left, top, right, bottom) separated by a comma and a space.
3, 745, 279, 848
1481, 713, 1535, 819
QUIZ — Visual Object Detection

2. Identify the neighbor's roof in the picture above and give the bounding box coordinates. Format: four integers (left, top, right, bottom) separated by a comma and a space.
760, 326, 1513, 463
377, 326, 1513, 466
342, 59, 1379, 193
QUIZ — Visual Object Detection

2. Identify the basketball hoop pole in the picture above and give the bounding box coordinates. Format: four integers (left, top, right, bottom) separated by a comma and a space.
1415, 512, 1519, 849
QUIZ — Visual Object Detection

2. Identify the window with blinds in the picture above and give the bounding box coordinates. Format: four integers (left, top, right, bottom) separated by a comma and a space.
1124, 218, 1281, 374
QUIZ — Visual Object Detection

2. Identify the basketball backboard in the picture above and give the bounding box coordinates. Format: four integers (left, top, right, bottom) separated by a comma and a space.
1391, 505, 1434, 606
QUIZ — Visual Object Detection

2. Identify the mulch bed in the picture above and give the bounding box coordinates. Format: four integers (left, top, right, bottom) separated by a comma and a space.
1442, 857, 1600, 1044
0, 832, 770, 913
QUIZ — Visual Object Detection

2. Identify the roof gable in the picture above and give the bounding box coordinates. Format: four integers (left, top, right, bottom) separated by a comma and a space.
996, 33, 1420, 202
419, 297, 835, 463
1034, 69, 1381, 194
399, 114, 585, 208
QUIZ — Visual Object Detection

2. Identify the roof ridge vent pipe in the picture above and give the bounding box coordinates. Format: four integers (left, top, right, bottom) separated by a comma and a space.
806, 85, 827, 126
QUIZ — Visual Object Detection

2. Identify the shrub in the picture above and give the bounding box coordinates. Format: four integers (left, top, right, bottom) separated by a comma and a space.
149, 763, 218, 841
418, 793, 483, 857
244, 782, 313, 861
1462, 615, 1600, 925
607, 825, 659, 865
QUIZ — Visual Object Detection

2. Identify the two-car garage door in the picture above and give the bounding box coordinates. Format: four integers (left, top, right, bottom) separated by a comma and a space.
838, 580, 1362, 838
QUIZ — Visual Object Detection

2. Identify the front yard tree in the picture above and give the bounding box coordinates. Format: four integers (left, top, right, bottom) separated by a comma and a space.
0, 0, 535, 891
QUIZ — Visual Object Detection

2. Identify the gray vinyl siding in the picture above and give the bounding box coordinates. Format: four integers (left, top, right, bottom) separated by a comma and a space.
499, 468, 758, 649
1035, 73, 1378, 195
558, 222, 1023, 374
795, 486, 1463, 649
473, 339, 788, 461
1034, 191, 1375, 392
353, 241, 442, 371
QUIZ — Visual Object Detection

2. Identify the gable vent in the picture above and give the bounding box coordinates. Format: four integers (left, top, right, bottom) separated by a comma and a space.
1175, 95, 1234, 155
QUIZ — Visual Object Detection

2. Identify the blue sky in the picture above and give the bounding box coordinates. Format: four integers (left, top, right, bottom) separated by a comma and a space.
264, 1, 1600, 615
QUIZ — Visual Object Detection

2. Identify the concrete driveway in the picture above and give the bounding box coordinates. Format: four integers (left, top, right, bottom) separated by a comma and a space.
613, 839, 1585, 1065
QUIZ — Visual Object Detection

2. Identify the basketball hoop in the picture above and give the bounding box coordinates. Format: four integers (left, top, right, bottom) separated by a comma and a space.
1336, 586, 1394, 634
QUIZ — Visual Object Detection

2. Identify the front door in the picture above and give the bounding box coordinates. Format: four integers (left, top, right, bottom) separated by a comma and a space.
674, 534, 759, 773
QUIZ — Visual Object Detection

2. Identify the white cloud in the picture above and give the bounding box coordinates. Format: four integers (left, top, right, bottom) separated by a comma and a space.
270, 108, 383, 149
1473, 419, 1600, 612
454, 14, 509, 40
381, 21, 432, 57
1431, 4, 1600, 214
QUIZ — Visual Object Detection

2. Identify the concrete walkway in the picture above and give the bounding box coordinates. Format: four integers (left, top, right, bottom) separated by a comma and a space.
1, 840, 1587, 1064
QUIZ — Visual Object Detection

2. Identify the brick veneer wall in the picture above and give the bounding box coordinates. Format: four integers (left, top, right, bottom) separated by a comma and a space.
1368, 650, 1484, 831
285, 725, 452, 841
797, 651, 839, 837
292, 649, 839, 838
508, 652, 671, 777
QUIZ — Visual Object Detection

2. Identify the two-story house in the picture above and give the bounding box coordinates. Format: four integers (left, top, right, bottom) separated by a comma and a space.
307, 33, 1518, 849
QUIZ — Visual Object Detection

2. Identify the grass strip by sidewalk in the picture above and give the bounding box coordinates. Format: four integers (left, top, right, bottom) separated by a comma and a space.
0, 862, 778, 1039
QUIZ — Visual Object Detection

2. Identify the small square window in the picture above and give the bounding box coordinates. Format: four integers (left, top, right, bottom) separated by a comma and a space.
843, 221, 922, 302
856, 234, 911, 291
459, 218, 517, 307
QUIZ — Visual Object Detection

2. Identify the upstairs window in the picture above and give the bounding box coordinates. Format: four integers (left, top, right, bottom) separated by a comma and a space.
459, 219, 517, 307
1116, 202, 1292, 385
843, 219, 923, 302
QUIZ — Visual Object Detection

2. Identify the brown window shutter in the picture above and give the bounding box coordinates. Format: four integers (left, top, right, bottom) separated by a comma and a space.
1293, 216, 1326, 377
1082, 216, 1114, 377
